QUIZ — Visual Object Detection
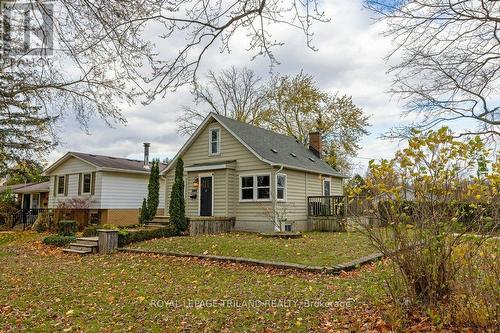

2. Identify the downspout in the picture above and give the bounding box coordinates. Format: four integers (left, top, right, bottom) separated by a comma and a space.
274, 165, 284, 232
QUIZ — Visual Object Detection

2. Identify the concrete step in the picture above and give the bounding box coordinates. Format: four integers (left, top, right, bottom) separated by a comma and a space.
63, 248, 92, 254
70, 244, 95, 253
151, 216, 169, 223
144, 224, 167, 228
76, 237, 98, 246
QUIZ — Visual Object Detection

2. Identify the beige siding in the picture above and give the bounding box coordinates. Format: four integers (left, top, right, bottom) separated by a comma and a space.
165, 120, 271, 218
163, 118, 345, 232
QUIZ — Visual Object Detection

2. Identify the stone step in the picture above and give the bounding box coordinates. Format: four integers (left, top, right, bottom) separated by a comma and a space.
151, 216, 169, 223
144, 224, 167, 228
76, 237, 98, 246
70, 244, 96, 253
63, 248, 92, 254
69, 242, 99, 249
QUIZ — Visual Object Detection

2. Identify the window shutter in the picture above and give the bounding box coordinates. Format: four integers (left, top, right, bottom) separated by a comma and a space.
91, 172, 96, 195
64, 175, 69, 196
53, 176, 57, 197
78, 173, 82, 195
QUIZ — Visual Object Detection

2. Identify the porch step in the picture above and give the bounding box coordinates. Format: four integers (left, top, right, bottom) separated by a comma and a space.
144, 223, 168, 228
151, 216, 169, 224
62, 248, 92, 254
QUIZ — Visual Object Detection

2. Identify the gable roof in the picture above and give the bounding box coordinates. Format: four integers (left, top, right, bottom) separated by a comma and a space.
43, 152, 168, 175
164, 113, 348, 177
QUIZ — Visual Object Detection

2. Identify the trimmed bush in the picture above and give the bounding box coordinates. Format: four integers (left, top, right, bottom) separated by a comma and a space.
42, 235, 77, 247
118, 227, 177, 247
57, 220, 77, 236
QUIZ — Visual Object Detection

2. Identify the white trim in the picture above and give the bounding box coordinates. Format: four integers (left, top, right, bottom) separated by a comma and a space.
239, 173, 272, 202
161, 113, 348, 178
322, 177, 331, 196
82, 172, 92, 194
239, 175, 255, 202
198, 173, 214, 217
276, 173, 287, 202
184, 163, 233, 172
43, 153, 99, 175
208, 127, 221, 156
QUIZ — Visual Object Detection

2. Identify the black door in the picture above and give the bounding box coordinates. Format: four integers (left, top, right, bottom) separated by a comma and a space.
200, 176, 213, 216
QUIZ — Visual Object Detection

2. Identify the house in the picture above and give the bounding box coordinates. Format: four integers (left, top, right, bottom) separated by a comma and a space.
0, 182, 49, 227
42, 146, 167, 226
162, 113, 348, 232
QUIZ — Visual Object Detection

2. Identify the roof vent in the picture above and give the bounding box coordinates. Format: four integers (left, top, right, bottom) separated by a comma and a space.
308, 157, 315, 162
271, 148, 278, 153
89, 154, 96, 157
290, 153, 297, 157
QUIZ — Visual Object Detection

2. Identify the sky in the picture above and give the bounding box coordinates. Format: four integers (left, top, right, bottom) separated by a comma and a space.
49, 0, 411, 175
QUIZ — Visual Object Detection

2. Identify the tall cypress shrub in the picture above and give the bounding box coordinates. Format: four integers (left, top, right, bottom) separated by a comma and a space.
139, 198, 148, 224
146, 160, 160, 220
169, 158, 186, 233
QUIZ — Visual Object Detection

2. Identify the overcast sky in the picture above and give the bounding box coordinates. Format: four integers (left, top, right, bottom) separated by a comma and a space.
50, 0, 411, 175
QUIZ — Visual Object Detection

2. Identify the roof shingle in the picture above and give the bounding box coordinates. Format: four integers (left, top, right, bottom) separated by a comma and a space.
211, 113, 347, 177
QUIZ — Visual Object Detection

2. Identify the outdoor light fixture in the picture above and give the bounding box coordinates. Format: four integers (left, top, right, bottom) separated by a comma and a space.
192, 177, 199, 189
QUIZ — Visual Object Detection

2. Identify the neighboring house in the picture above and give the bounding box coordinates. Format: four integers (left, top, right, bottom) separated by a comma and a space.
13, 182, 50, 210
43, 147, 167, 226
0, 182, 49, 210
163, 113, 348, 232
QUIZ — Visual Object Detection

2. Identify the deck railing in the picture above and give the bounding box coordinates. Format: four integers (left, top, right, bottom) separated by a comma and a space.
307, 196, 347, 217
10, 208, 49, 229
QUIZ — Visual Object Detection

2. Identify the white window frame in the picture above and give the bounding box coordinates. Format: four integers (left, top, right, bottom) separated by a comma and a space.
239, 175, 255, 202
239, 173, 272, 202
57, 176, 65, 195
276, 173, 287, 202
82, 173, 92, 194
255, 174, 271, 201
208, 127, 221, 156
322, 177, 331, 196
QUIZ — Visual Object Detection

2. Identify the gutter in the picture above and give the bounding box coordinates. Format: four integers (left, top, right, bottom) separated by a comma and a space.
274, 165, 284, 232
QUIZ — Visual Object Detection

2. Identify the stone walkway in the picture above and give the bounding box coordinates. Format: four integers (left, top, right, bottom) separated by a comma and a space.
118, 247, 384, 274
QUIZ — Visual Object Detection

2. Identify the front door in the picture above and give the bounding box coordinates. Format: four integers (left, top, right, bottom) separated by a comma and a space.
199, 176, 213, 216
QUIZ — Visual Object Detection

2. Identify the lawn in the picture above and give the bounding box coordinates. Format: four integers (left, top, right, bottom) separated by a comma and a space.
129, 231, 378, 267
0, 231, 388, 332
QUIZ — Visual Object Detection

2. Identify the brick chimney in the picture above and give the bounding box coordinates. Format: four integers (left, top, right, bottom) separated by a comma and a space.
143, 143, 150, 168
308, 132, 322, 158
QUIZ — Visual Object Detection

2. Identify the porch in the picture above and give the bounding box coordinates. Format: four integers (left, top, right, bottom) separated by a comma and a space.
307, 195, 347, 232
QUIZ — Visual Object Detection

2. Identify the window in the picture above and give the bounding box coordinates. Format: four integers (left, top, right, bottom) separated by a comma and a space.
323, 178, 331, 196
57, 176, 65, 195
82, 173, 92, 193
276, 173, 287, 201
209, 128, 220, 155
240, 176, 254, 200
256, 175, 270, 200
240, 174, 271, 201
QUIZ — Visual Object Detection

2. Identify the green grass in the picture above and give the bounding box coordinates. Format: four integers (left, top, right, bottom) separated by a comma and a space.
0, 231, 387, 332
130, 231, 378, 266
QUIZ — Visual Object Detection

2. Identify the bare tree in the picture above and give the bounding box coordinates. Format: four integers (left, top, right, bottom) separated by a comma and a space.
178, 67, 267, 135
366, 0, 500, 140
1, 0, 328, 172
263, 73, 370, 172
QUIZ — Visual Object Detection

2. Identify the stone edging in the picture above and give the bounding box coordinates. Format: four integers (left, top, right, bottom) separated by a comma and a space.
117, 248, 384, 274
